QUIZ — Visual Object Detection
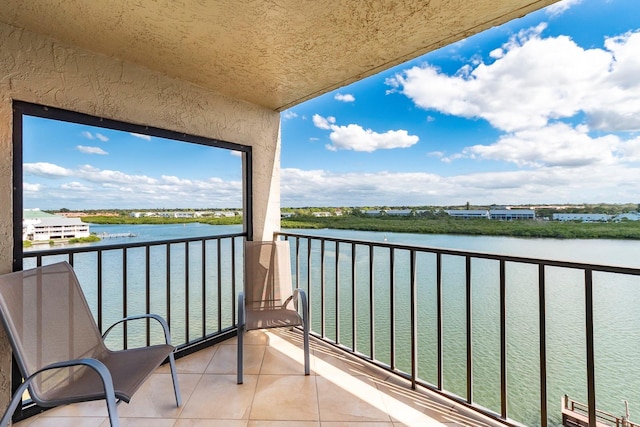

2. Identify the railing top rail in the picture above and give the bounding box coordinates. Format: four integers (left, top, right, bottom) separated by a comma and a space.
24, 232, 247, 257
276, 231, 640, 276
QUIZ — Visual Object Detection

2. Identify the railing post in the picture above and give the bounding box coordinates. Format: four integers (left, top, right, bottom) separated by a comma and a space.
466, 255, 473, 404
500, 259, 507, 419
585, 269, 597, 427
540, 265, 548, 427
410, 249, 417, 390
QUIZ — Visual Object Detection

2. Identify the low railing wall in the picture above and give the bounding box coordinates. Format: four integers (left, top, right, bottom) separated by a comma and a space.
277, 231, 640, 427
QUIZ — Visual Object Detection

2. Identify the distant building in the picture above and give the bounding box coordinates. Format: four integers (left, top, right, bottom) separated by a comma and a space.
281, 212, 294, 218
364, 210, 383, 216
313, 212, 331, 217
23, 209, 90, 241
445, 210, 490, 219
385, 209, 412, 216
552, 213, 612, 222
490, 209, 535, 220
613, 212, 640, 222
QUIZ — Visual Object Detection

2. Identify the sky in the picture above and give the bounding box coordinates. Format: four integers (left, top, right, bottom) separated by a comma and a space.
22, 0, 640, 210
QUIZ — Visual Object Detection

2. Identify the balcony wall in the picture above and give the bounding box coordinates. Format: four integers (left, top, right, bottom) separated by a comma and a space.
0, 20, 282, 410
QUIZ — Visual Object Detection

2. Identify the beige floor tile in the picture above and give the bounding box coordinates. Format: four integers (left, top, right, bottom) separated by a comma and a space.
117, 373, 201, 418
179, 374, 258, 420
316, 375, 391, 423
321, 423, 394, 427
18, 416, 106, 427
249, 422, 319, 427
102, 418, 177, 427
259, 345, 312, 375
206, 342, 265, 375
225, 330, 271, 345
250, 375, 319, 421
157, 346, 218, 374
175, 420, 248, 427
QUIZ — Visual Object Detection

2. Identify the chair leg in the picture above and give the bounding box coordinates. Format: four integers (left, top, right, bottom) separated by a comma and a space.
168, 352, 182, 406
299, 289, 310, 375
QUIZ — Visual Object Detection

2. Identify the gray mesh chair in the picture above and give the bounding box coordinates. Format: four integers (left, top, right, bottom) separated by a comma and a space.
237, 240, 309, 384
0, 261, 181, 427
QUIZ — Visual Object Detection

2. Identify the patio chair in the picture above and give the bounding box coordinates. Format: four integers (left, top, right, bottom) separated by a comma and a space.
237, 240, 309, 384
0, 261, 181, 427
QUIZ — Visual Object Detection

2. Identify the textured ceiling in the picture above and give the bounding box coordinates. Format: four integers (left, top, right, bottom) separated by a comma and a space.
0, 0, 557, 111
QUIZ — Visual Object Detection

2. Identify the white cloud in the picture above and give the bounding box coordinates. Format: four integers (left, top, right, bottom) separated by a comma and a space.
23, 183, 41, 192
282, 110, 298, 120
61, 182, 92, 191
312, 114, 336, 130
130, 133, 152, 141
454, 123, 620, 167
81, 131, 109, 142
23, 162, 244, 209
388, 27, 640, 133
280, 163, 640, 207
334, 93, 355, 102
95, 133, 109, 142
81, 131, 94, 140
546, 0, 582, 17
231, 151, 242, 157
313, 114, 419, 152
326, 124, 419, 152
77, 145, 108, 155
24, 162, 73, 178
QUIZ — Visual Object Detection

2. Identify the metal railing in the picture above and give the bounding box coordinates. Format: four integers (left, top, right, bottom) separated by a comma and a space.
22, 232, 245, 353
277, 231, 640, 427
563, 395, 639, 427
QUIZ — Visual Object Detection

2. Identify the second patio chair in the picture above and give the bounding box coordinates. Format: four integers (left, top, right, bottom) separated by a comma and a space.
237, 239, 310, 384
0, 261, 181, 427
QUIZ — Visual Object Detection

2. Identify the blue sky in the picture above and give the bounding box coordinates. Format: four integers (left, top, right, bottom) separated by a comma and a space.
23, 0, 640, 210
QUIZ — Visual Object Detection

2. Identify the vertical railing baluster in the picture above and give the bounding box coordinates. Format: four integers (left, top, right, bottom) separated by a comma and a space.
410, 249, 417, 389
336, 242, 340, 344
201, 239, 206, 338
352, 242, 357, 352
295, 238, 301, 290
390, 247, 396, 370
585, 269, 597, 427
466, 255, 472, 404
69, 252, 74, 267
123, 248, 128, 349
146, 245, 151, 346
185, 242, 190, 342
539, 264, 548, 427
231, 237, 236, 325
320, 239, 326, 338
166, 243, 171, 331
436, 252, 443, 390
307, 237, 312, 328
217, 238, 222, 332
500, 259, 507, 419
97, 250, 103, 332
369, 244, 375, 360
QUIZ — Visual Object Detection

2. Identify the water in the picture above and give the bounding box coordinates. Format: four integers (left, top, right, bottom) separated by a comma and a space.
24, 224, 640, 426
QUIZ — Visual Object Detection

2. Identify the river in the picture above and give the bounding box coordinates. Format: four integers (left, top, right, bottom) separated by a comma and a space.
25, 223, 640, 426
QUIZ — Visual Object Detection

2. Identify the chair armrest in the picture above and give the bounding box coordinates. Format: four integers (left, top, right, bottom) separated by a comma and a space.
0, 358, 120, 427
102, 314, 173, 346
291, 289, 308, 323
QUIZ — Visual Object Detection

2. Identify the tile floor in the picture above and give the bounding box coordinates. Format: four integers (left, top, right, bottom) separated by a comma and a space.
14, 329, 502, 426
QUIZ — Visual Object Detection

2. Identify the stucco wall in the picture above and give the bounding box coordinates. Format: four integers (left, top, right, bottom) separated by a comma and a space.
0, 21, 281, 412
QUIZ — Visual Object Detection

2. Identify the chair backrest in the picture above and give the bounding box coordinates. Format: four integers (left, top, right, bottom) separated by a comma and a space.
0, 262, 106, 401
244, 240, 293, 310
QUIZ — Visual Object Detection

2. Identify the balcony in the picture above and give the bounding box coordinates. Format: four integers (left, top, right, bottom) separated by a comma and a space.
14, 231, 640, 426
13, 328, 497, 426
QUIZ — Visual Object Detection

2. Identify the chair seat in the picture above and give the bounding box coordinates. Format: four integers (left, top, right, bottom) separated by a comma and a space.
245, 308, 302, 330
34, 344, 174, 405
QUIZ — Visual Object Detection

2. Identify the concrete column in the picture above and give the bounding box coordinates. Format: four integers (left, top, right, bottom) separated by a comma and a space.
250, 120, 282, 241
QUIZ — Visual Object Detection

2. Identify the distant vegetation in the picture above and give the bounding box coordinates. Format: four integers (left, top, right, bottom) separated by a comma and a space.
281, 215, 640, 239
83, 215, 242, 226
53, 203, 640, 240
